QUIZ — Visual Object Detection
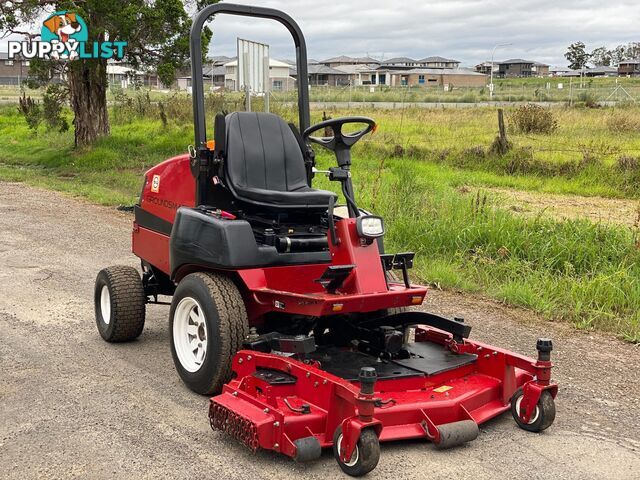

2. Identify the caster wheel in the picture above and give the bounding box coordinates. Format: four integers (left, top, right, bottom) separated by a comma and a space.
333, 426, 380, 477
511, 387, 556, 432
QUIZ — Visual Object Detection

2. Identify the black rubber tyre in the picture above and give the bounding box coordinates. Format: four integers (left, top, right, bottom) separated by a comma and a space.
169, 272, 249, 395
333, 426, 380, 477
94, 266, 146, 342
510, 387, 556, 433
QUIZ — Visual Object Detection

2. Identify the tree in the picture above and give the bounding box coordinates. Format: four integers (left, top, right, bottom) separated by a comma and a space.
1, 1, 214, 146
590, 46, 611, 67
565, 42, 590, 70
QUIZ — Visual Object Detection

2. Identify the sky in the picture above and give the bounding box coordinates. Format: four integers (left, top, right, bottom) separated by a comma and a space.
203, 0, 639, 67
1, 0, 638, 67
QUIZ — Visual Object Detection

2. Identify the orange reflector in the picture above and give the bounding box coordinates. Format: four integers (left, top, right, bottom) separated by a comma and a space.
206, 140, 215, 150
332, 303, 344, 312
411, 295, 424, 305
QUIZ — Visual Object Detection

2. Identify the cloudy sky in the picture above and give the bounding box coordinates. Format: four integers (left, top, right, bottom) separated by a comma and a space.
0, 0, 637, 67
205, 0, 639, 66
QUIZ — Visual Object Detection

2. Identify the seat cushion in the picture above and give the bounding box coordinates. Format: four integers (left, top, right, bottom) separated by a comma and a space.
225, 112, 336, 208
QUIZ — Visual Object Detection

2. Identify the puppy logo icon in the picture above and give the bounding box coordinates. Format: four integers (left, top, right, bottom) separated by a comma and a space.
41, 11, 88, 60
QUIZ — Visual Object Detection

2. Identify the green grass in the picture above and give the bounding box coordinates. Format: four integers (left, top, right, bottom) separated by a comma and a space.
1, 104, 639, 342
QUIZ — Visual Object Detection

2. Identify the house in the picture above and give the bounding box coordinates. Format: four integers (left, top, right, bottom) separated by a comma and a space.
387, 68, 486, 87
498, 59, 535, 77
0, 52, 30, 85
618, 58, 640, 77
380, 57, 418, 69
418, 56, 460, 69
224, 58, 295, 91
319, 55, 380, 68
290, 64, 351, 86
532, 62, 550, 77
475, 62, 497, 75
585, 66, 618, 77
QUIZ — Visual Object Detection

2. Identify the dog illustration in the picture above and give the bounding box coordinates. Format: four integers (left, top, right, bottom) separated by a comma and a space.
43, 12, 82, 59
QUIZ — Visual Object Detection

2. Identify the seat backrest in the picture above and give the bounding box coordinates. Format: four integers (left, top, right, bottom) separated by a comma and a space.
225, 112, 308, 193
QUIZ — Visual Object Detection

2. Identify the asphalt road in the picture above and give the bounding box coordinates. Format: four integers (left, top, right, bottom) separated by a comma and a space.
1, 181, 638, 479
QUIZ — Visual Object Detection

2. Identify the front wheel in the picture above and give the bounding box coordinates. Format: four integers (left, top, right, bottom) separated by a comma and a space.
511, 387, 556, 432
169, 272, 249, 395
333, 426, 380, 477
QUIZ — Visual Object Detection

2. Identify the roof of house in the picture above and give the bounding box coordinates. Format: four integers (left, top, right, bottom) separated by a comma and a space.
419, 56, 459, 63
332, 64, 379, 74
619, 57, 640, 65
320, 55, 380, 64
589, 65, 618, 73
381, 57, 417, 64
533, 62, 550, 67
208, 55, 235, 65
289, 64, 350, 76
203, 65, 226, 76
499, 59, 535, 65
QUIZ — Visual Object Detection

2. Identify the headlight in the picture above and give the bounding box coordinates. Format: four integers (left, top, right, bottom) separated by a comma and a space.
356, 215, 385, 239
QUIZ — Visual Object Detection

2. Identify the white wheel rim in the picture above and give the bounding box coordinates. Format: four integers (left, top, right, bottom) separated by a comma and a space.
100, 285, 111, 325
173, 297, 208, 373
515, 395, 540, 424
337, 434, 359, 467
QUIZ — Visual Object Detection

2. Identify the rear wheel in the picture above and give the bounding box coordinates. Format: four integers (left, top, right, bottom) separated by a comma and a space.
333, 426, 380, 477
94, 266, 146, 342
170, 272, 249, 395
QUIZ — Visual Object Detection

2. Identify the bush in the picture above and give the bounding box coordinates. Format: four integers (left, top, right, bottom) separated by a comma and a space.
607, 114, 640, 134
510, 104, 558, 134
17, 93, 42, 133
42, 84, 69, 132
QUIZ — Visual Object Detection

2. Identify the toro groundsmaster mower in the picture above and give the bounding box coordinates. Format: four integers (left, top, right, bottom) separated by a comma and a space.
94, 4, 557, 476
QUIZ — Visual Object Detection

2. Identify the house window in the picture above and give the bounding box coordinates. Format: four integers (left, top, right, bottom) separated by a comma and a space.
418, 75, 425, 84
5, 60, 14, 66
273, 80, 283, 91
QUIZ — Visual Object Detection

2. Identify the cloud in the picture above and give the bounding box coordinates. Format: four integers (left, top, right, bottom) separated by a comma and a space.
204, 0, 639, 66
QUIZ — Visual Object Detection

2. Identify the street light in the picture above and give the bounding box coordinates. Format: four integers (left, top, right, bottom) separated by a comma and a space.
489, 42, 512, 101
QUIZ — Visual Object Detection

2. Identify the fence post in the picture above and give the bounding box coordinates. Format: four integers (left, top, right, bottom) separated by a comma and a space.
491, 108, 511, 155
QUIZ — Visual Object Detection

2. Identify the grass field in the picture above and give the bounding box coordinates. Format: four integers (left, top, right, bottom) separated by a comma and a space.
1, 100, 639, 342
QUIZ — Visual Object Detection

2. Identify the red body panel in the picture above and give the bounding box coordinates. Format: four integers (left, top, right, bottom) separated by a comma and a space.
139, 154, 195, 225
132, 155, 427, 320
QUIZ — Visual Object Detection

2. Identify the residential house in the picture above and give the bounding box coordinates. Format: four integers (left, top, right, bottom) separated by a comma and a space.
0, 52, 30, 85
618, 58, 640, 77
418, 56, 460, 69
585, 66, 618, 77
380, 57, 418, 69
498, 59, 534, 77
224, 58, 295, 91
532, 62, 550, 77
386, 68, 486, 87
319, 55, 380, 68
290, 64, 351, 86
475, 62, 497, 75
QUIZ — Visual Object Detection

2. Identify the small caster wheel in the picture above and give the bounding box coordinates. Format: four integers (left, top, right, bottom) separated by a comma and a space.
333, 426, 380, 477
511, 387, 556, 432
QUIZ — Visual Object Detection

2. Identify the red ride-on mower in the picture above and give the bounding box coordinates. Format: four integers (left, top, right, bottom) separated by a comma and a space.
94, 4, 557, 476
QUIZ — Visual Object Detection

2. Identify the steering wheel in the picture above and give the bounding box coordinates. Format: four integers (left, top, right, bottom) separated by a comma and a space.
303, 116, 376, 167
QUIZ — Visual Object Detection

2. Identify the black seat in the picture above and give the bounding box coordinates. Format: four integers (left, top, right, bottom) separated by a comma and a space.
224, 112, 337, 209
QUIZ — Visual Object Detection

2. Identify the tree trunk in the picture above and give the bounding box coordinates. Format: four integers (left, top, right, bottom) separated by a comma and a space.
68, 58, 109, 147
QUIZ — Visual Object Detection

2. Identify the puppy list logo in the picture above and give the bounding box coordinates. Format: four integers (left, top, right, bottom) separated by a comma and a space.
8, 11, 126, 60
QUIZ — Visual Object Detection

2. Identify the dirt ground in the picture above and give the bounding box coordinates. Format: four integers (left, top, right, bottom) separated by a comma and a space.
489, 187, 640, 227
1, 181, 638, 480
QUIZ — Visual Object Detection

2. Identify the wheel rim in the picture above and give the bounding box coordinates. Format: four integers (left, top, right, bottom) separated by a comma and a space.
100, 285, 111, 325
173, 297, 208, 373
515, 395, 540, 424
337, 434, 359, 467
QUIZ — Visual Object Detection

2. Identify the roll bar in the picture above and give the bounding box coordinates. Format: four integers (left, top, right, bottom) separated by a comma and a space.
190, 3, 311, 151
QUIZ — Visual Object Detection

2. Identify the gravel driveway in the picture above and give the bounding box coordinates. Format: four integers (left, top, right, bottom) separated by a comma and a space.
0, 181, 638, 479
